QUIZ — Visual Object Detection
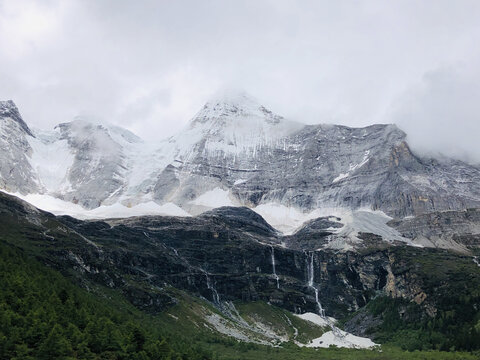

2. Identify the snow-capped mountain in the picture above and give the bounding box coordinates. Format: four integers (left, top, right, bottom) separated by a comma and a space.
147, 92, 480, 220
0, 100, 40, 194
1, 93, 480, 237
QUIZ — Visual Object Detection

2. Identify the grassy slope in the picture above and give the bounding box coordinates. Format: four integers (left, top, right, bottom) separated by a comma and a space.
235, 301, 326, 344
1, 237, 478, 359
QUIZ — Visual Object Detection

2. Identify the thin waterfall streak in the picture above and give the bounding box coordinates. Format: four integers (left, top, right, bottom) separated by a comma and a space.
306, 251, 325, 317
270, 245, 280, 289
203, 270, 220, 305
305, 251, 344, 338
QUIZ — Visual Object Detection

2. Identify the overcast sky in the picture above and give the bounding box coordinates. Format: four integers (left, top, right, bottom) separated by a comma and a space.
1, 0, 479, 162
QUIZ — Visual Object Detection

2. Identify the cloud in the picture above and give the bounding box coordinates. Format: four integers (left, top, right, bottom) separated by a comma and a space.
0, 0, 479, 164
391, 65, 480, 164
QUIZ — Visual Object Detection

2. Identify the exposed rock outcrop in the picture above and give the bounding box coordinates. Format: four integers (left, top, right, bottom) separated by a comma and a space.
1, 95, 480, 218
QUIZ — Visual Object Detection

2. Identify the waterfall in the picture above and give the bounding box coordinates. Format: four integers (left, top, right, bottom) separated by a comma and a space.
305, 251, 345, 338
204, 271, 220, 305
270, 245, 280, 289
306, 251, 325, 317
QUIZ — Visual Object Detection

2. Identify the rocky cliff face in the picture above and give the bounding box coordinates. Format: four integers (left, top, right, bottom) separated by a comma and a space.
388, 208, 480, 252
0, 101, 40, 194
2, 192, 476, 325
54, 120, 132, 208
1, 95, 480, 221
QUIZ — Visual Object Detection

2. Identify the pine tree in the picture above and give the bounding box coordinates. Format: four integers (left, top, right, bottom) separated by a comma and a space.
38, 324, 73, 359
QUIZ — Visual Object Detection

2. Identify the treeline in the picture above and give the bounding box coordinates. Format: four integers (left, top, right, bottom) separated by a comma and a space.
0, 242, 212, 359
366, 294, 480, 352
356, 247, 480, 352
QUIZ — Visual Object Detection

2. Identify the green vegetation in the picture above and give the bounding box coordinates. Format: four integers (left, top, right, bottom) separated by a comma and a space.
1, 203, 480, 360
0, 242, 211, 360
360, 294, 480, 352
346, 247, 480, 352
235, 301, 326, 344
2, 240, 479, 359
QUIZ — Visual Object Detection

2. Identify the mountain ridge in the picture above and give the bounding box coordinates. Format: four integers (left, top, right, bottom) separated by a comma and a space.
1, 95, 480, 234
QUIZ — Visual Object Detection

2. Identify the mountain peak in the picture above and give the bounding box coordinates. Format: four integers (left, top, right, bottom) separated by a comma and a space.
191, 90, 284, 126
206, 89, 257, 106
0, 100, 34, 137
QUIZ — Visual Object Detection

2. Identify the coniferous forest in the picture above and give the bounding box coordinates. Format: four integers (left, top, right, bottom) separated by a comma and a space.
1, 239, 480, 360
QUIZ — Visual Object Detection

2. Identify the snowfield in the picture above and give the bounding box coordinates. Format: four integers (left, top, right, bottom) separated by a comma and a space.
295, 312, 377, 349
305, 330, 377, 349
2, 191, 190, 219
190, 187, 236, 208
1, 188, 416, 252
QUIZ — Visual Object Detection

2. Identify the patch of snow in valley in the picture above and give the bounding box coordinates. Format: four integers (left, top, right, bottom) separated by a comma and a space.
28, 131, 75, 192
294, 312, 336, 328
252, 203, 326, 234
233, 179, 247, 185
306, 330, 377, 349
252, 203, 411, 246
2, 191, 190, 219
474, 257, 480, 267
332, 172, 350, 183
294, 312, 377, 349
190, 188, 236, 208
333, 208, 410, 244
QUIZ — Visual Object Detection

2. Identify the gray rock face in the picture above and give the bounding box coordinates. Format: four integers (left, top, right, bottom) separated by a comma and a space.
3, 193, 478, 328
0, 103, 143, 208
388, 208, 480, 252
0, 101, 40, 194
153, 93, 480, 218
54, 120, 130, 208
1, 95, 480, 222
0, 100, 34, 136
283, 217, 343, 250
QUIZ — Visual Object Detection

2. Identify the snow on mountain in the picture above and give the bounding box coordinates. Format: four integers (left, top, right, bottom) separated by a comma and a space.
189, 187, 236, 208
179, 90, 303, 159
1, 94, 480, 247
0, 100, 40, 194
28, 128, 75, 193
0, 100, 34, 136
2, 190, 190, 219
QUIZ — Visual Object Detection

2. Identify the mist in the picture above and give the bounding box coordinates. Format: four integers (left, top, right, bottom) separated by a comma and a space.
392, 66, 480, 164
1, 0, 480, 162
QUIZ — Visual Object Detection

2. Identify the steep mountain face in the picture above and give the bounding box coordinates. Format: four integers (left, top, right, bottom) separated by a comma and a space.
149, 92, 304, 210
164, 104, 480, 217
0, 101, 40, 194
388, 208, 480, 252
2, 93, 480, 353
1, 94, 480, 227
0, 105, 145, 209
1, 192, 479, 350
52, 120, 138, 208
